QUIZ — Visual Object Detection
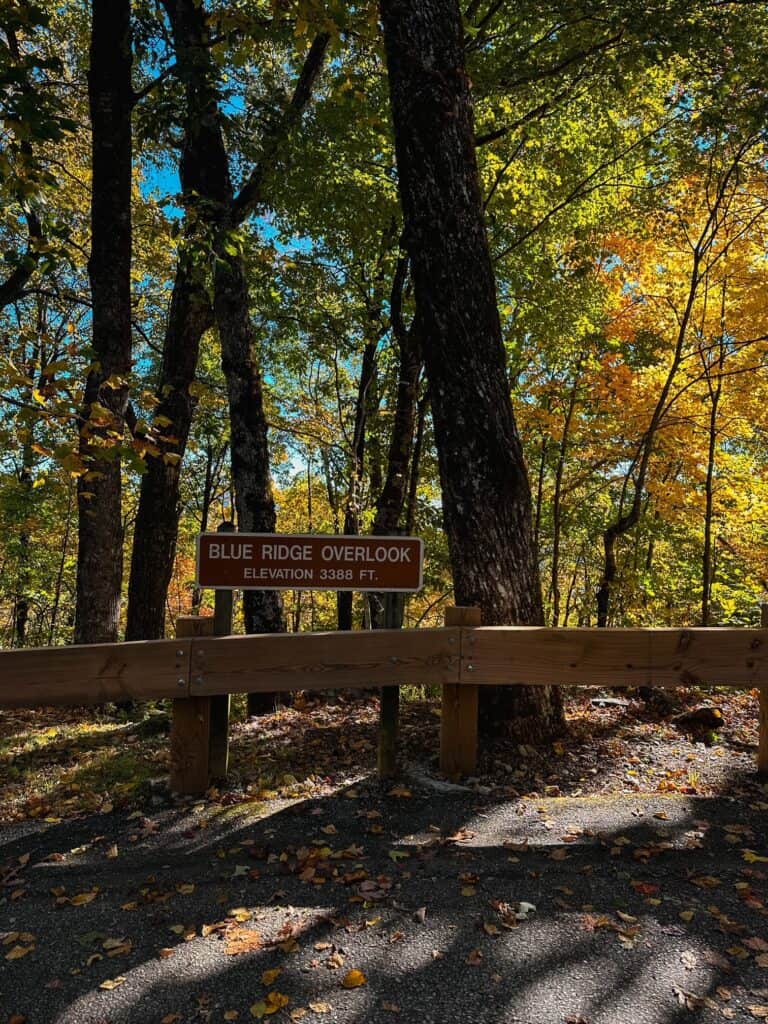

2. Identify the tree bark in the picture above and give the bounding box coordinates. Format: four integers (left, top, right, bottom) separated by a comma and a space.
379, 0, 563, 739
161, 0, 328, 713
337, 335, 378, 630
701, 282, 727, 627
125, 0, 218, 640
551, 370, 580, 626
369, 259, 423, 629
75, 0, 133, 644
125, 252, 212, 639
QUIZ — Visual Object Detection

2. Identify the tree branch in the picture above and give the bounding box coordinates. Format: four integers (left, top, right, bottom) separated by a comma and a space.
231, 32, 330, 225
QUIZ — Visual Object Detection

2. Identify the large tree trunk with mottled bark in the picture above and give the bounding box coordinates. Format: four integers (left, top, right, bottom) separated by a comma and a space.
125, 0, 218, 640
379, 0, 563, 739
75, 0, 133, 644
213, 249, 286, 645
125, 253, 212, 639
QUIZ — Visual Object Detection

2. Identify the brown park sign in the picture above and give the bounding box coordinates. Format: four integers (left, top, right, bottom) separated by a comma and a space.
196, 533, 424, 592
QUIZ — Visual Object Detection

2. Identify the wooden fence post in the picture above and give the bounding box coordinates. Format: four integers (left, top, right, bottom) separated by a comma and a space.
759, 603, 768, 777
170, 615, 214, 795
209, 521, 235, 781
377, 591, 404, 778
440, 605, 481, 777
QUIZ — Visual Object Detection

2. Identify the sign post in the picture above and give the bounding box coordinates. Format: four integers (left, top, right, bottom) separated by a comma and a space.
210, 521, 235, 780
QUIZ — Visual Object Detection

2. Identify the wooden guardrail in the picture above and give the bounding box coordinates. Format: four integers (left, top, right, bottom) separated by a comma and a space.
1, 609, 767, 791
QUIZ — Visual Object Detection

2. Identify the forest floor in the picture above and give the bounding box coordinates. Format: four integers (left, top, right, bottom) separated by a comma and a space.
1, 690, 767, 1024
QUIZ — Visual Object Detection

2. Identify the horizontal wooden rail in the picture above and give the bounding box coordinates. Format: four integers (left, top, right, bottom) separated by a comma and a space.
463, 627, 768, 689
1, 626, 767, 709
187, 627, 461, 696
2, 618, 766, 790
0, 639, 192, 707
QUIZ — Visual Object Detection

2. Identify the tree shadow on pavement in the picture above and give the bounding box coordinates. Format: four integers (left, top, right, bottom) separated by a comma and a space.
2, 769, 766, 1024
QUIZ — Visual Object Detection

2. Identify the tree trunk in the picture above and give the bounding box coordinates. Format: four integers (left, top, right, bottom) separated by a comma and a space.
162, 0, 328, 713
75, 0, 133, 644
702, 286, 727, 626
337, 336, 378, 630
213, 248, 286, 650
125, 0, 218, 639
213, 244, 285, 716
405, 393, 428, 535
379, 0, 563, 739
551, 372, 580, 626
125, 252, 212, 639
369, 261, 423, 630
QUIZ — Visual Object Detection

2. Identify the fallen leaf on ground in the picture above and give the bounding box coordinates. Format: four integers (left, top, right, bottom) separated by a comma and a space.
99, 976, 126, 991
70, 890, 98, 906
5, 945, 34, 961
342, 969, 367, 989
251, 992, 290, 1018
225, 927, 262, 956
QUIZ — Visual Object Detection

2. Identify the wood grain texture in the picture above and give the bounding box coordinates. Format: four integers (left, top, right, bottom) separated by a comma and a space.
170, 696, 211, 795
170, 615, 215, 795
463, 627, 768, 688
0, 639, 191, 707
189, 627, 461, 696
440, 606, 480, 776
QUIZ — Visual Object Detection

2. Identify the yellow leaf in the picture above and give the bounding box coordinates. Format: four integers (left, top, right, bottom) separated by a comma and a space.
5, 945, 34, 961
70, 891, 98, 906
308, 1003, 331, 1014
251, 992, 289, 1018
99, 976, 126, 990
342, 969, 367, 989
228, 908, 251, 922
177, 883, 195, 895
261, 968, 282, 986
743, 850, 768, 864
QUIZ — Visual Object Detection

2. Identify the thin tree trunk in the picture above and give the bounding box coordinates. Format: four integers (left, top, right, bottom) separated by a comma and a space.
337, 336, 379, 630
702, 284, 727, 626
191, 441, 226, 612
75, 0, 133, 644
596, 141, 754, 626
405, 393, 428, 535
533, 432, 547, 554
380, 0, 563, 739
551, 371, 580, 626
13, 452, 31, 647
49, 479, 75, 645
369, 259, 423, 629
